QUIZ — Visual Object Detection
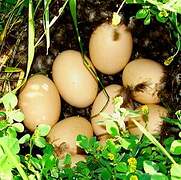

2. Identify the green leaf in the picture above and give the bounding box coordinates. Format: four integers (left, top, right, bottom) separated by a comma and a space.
0, 120, 9, 131
11, 110, 24, 122
171, 164, 181, 179
36, 124, 51, 136
64, 154, 71, 165
76, 135, 89, 149
12, 123, 24, 132
156, 13, 168, 23
136, 9, 149, 19
30, 157, 41, 170
2, 92, 18, 110
143, 160, 159, 174
19, 134, 31, 144
101, 168, 112, 180
34, 136, 47, 148
115, 162, 128, 172
106, 121, 119, 137
7, 127, 17, 137
170, 140, 181, 155
144, 14, 151, 25
151, 173, 168, 180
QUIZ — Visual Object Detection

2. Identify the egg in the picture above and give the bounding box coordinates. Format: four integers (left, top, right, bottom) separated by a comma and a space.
18, 74, 61, 131
122, 59, 165, 104
52, 50, 98, 108
98, 134, 110, 146
91, 84, 130, 136
89, 22, 133, 75
47, 116, 93, 155
128, 104, 168, 136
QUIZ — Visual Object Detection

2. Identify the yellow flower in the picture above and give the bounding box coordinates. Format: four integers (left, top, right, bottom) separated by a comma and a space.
128, 157, 137, 173
108, 153, 115, 160
130, 175, 138, 180
128, 157, 137, 166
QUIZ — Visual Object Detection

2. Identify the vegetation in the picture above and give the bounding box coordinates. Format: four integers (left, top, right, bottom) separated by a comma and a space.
0, 0, 181, 179
0, 93, 181, 179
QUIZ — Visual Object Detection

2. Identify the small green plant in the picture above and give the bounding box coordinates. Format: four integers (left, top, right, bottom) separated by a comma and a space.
59, 98, 181, 180
0, 92, 60, 179
125, 0, 181, 65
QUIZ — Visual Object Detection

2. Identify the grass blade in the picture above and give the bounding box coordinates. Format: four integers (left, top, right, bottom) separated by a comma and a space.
69, 0, 110, 116
26, 0, 35, 80
44, 0, 51, 54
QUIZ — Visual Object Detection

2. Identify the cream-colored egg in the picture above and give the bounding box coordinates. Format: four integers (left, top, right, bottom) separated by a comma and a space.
52, 50, 98, 108
91, 84, 123, 136
89, 22, 133, 75
128, 104, 168, 136
18, 74, 61, 131
47, 116, 93, 155
122, 59, 165, 104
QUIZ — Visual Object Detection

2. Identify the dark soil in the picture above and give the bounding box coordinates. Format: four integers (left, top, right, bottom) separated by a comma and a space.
0, 0, 180, 118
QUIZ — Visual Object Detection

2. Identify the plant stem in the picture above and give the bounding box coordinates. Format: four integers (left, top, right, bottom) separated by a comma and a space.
131, 118, 177, 165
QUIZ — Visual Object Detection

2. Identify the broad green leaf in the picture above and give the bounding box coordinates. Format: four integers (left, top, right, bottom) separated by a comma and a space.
144, 14, 151, 25
0, 120, 9, 131
151, 173, 168, 180
19, 134, 31, 144
0, 136, 20, 155
136, 9, 149, 19
64, 154, 71, 165
7, 127, 17, 138
170, 140, 181, 155
11, 110, 24, 122
2, 92, 18, 110
115, 162, 128, 172
34, 136, 47, 148
171, 164, 181, 179
76, 135, 89, 149
36, 124, 51, 136
156, 13, 168, 23
30, 157, 41, 170
12, 123, 24, 132
106, 121, 119, 137
101, 168, 112, 180
143, 160, 159, 174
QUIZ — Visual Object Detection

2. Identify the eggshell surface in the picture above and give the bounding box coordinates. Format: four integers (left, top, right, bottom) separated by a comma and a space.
18, 74, 61, 131
128, 104, 168, 136
89, 23, 133, 74
47, 116, 93, 155
91, 84, 123, 136
122, 59, 165, 104
52, 50, 98, 108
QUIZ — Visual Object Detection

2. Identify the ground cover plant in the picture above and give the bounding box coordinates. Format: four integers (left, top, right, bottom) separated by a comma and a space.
0, 0, 181, 179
